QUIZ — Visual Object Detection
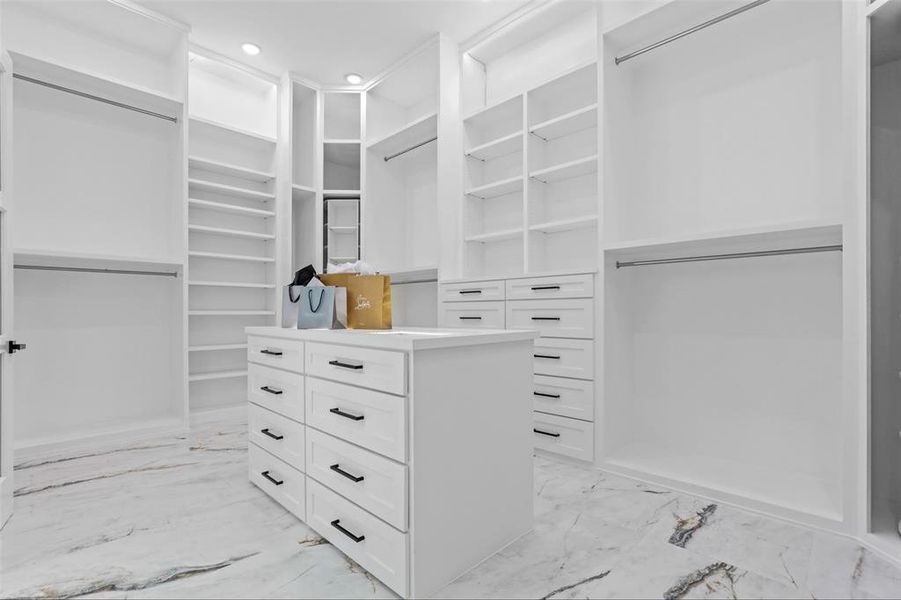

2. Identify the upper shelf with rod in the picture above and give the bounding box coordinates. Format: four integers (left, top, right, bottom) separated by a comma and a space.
366, 113, 438, 161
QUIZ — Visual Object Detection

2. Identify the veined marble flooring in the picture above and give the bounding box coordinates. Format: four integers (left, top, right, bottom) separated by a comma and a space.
2, 409, 901, 599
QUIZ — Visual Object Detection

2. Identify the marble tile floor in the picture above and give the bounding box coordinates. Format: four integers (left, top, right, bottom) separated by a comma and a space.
2, 408, 900, 599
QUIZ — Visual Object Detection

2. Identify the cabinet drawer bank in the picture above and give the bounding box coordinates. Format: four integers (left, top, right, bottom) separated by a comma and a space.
245, 326, 537, 598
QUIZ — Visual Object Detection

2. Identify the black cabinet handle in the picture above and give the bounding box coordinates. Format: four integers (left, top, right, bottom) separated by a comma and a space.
534, 391, 561, 399
260, 385, 283, 395
328, 359, 363, 370
261, 470, 284, 485
331, 519, 365, 543
531, 317, 561, 321
459, 316, 482, 320
534, 354, 561, 360
260, 349, 283, 356
458, 289, 482, 295
534, 428, 561, 438
330, 407, 364, 421
330, 464, 365, 483
261, 428, 283, 441
530, 285, 561, 291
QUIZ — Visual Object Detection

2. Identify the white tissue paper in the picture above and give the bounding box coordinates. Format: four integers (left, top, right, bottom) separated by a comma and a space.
307, 276, 324, 287
326, 260, 377, 275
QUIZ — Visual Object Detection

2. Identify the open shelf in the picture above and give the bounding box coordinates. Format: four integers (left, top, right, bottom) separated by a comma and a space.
188, 198, 275, 218
188, 310, 275, 317
465, 131, 523, 161
530, 154, 598, 184
188, 156, 274, 183
292, 183, 316, 197
188, 178, 275, 202
530, 104, 597, 141
366, 113, 437, 155
530, 215, 598, 233
188, 280, 275, 289
188, 344, 248, 353
465, 228, 524, 243
189, 116, 277, 145
323, 190, 361, 198
188, 251, 275, 263
188, 370, 248, 383
187, 225, 275, 241
14, 248, 182, 274
465, 176, 524, 200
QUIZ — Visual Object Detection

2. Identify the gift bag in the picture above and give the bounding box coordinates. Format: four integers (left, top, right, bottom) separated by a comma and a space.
298, 286, 347, 329
282, 265, 318, 328
319, 274, 392, 329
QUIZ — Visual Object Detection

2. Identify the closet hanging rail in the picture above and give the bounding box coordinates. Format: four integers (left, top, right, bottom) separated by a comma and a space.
14, 265, 179, 278
383, 136, 438, 162
12, 73, 179, 123
614, 0, 771, 65
615, 244, 842, 269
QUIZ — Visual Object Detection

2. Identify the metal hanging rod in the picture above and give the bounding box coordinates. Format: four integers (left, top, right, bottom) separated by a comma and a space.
14, 264, 179, 278
392, 277, 439, 285
614, 0, 771, 66
13, 73, 179, 123
384, 136, 438, 162
615, 244, 842, 269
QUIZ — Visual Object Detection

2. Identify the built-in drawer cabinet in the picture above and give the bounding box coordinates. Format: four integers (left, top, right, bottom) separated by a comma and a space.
306, 428, 408, 531
249, 443, 306, 520
248, 363, 304, 423
438, 300, 505, 329
249, 403, 305, 466
505, 273, 594, 300
306, 478, 409, 597
438, 279, 505, 302
532, 338, 594, 380
532, 412, 594, 462
306, 377, 407, 463
506, 299, 594, 339
307, 342, 406, 396
248, 335, 305, 372
533, 375, 594, 422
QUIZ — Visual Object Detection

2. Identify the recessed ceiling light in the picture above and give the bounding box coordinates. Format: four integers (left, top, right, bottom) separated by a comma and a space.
345, 73, 363, 85
241, 42, 261, 56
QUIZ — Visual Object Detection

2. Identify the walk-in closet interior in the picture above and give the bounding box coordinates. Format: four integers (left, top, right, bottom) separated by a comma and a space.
0, 0, 899, 598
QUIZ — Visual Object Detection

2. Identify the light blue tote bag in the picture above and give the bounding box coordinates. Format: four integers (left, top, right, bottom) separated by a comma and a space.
297, 286, 347, 329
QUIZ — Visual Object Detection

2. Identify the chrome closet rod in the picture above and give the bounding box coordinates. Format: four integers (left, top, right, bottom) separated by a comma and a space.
14, 265, 179, 278
614, 0, 771, 65
12, 73, 179, 123
384, 136, 438, 162
614, 244, 842, 269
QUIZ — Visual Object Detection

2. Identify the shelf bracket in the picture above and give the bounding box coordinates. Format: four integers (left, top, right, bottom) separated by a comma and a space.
529, 175, 549, 185
465, 153, 486, 163
529, 130, 548, 142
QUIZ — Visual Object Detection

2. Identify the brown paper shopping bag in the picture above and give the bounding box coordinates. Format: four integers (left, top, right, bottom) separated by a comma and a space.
319, 274, 392, 329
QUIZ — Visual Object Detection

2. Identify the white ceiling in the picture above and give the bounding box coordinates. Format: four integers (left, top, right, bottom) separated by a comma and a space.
142, 0, 533, 86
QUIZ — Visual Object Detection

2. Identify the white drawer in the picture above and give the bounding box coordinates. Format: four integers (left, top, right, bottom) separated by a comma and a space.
532, 338, 594, 380
306, 378, 406, 462
306, 478, 408, 597
306, 428, 408, 531
438, 279, 505, 302
249, 403, 305, 468
533, 375, 595, 422
249, 443, 306, 520
438, 301, 505, 329
306, 342, 406, 396
506, 273, 594, 300
507, 299, 594, 339
248, 335, 304, 373
532, 412, 594, 462
248, 363, 304, 423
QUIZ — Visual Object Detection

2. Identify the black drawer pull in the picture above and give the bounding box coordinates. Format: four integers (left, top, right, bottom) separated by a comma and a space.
261, 470, 284, 486
261, 428, 283, 441
531, 317, 561, 321
330, 407, 364, 421
531, 285, 561, 291
534, 391, 561, 399
331, 519, 365, 543
459, 316, 482, 320
328, 359, 364, 370
330, 463, 365, 483
534, 354, 561, 360
260, 349, 283, 356
458, 289, 482, 295
260, 385, 283, 395
534, 428, 561, 438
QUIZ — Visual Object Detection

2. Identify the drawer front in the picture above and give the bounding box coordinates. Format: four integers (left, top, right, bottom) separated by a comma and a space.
438, 301, 505, 329
532, 338, 594, 380
306, 378, 406, 462
248, 335, 304, 373
306, 429, 408, 531
532, 412, 594, 462
306, 342, 406, 396
248, 363, 304, 423
533, 375, 595, 422
438, 279, 505, 302
306, 478, 408, 597
507, 299, 594, 339
249, 403, 305, 467
249, 443, 306, 520
506, 273, 594, 300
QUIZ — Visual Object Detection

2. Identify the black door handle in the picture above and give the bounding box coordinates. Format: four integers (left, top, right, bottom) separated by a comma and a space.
260, 349, 283, 356
534, 354, 561, 360
534, 391, 561, 399
458, 290, 482, 295
459, 316, 482, 320
330, 464, 365, 483
8, 340, 26, 354
328, 359, 363, 370
260, 385, 283, 395
534, 428, 561, 438
330, 407, 364, 421
530, 285, 561, 291
261, 428, 283, 440
531, 317, 561, 321
331, 519, 365, 543
261, 470, 284, 485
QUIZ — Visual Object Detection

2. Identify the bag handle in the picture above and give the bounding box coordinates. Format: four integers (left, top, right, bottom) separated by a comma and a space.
308, 288, 326, 313
287, 285, 302, 303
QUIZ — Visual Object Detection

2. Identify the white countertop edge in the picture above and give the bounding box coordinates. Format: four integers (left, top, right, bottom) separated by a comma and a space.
245, 326, 539, 351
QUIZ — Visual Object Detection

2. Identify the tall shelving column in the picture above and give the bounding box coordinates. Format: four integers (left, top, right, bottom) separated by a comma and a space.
322, 91, 363, 271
